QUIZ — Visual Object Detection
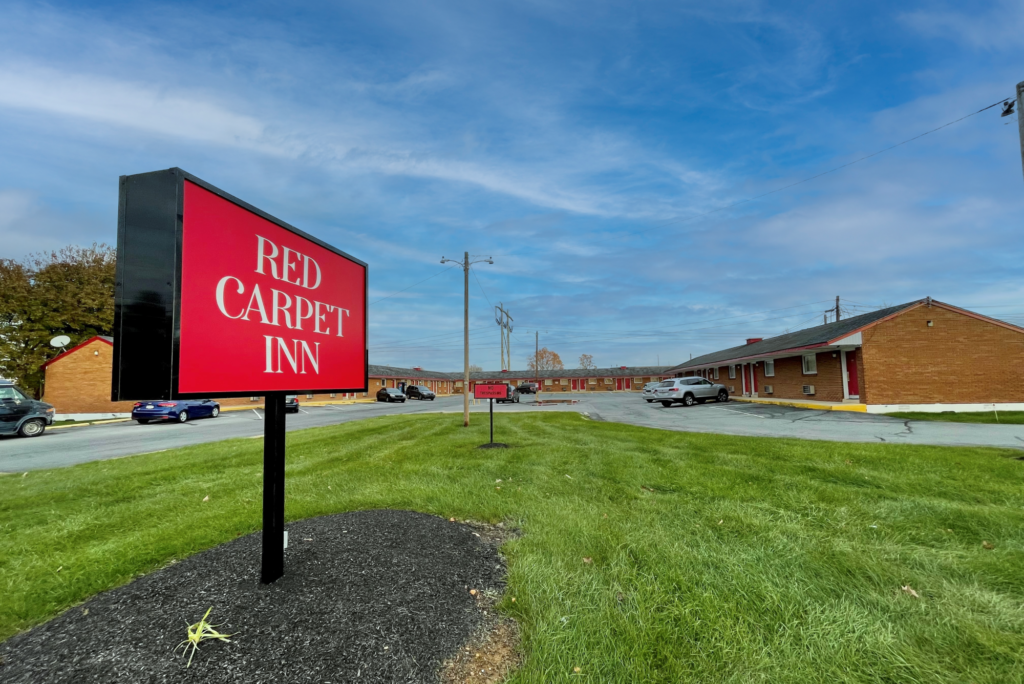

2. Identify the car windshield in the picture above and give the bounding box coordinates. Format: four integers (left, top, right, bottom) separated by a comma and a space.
387, 388, 402, 393
0, 386, 28, 401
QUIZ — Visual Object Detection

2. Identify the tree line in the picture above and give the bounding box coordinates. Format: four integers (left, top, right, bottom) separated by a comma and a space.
0, 244, 115, 395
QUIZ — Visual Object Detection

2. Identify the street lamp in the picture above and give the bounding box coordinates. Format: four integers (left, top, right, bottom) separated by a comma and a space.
441, 252, 493, 427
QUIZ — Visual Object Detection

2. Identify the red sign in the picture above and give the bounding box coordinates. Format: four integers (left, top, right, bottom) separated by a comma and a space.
474, 384, 508, 399
176, 181, 366, 394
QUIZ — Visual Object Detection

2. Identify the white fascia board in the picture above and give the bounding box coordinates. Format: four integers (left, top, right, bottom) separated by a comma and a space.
831, 332, 862, 346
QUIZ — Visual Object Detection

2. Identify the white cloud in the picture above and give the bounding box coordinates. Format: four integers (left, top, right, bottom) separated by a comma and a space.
0, 64, 288, 155
900, 1, 1024, 51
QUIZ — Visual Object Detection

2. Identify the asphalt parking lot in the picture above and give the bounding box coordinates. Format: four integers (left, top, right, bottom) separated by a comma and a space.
2, 393, 1020, 472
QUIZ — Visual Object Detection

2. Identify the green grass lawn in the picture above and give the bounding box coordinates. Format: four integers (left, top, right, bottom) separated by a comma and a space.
887, 410, 1024, 425
2, 413, 1023, 683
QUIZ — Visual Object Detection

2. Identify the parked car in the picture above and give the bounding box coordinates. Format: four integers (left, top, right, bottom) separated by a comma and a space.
376, 387, 406, 403
405, 385, 436, 401
0, 382, 54, 438
641, 382, 660, 403
496, 384, 520, 404
517, 382, 539, 394
132, 398, 220, 424
285, 395, 299, 413
652, 378, 728, 407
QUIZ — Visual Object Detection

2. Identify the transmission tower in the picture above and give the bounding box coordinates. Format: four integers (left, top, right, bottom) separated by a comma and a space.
495, 303, 513, 371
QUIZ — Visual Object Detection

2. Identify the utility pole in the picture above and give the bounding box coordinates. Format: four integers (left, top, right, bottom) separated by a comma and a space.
495, 303, 513, 370
535, 331, 539, 387
835, 296, 841, 322
1016, 81, 1024, 184
441, 252, 493, 427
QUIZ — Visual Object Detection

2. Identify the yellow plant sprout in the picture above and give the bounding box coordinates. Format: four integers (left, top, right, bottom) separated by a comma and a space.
176, 607, 232, 667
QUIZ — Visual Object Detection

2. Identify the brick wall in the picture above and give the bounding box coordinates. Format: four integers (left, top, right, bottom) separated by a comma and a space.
754, 352, 845, 402
42, 339, 136, 414
861, 304, 1024, 404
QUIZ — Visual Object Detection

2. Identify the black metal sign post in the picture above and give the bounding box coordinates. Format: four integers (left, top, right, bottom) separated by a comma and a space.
261, 392, 287, 584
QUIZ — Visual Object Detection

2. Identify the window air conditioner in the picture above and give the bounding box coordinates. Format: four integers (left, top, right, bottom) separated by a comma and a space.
764, 385, 773, 394
802, 385, 815, 395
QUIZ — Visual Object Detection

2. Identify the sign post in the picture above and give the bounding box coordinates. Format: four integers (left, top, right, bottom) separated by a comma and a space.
111, 168, 367, 584
261, 392, 287, 583
473, 383, 509, 449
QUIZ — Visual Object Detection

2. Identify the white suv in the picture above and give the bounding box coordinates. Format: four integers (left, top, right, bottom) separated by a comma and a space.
652, 377, 728, 407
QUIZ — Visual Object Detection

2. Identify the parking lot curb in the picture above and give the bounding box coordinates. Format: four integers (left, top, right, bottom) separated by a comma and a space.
220, 398, 383, 412
50, 418, 133, 430
731, 397, 867, 412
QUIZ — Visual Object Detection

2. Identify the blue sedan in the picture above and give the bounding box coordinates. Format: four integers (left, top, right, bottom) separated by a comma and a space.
132, 399, 221, 424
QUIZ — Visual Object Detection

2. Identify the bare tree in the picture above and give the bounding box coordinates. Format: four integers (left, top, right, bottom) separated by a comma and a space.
527, 348, 564, 371
578, 353, 595, 370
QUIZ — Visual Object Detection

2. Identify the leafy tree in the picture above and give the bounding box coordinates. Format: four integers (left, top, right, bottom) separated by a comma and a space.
578, 353, 595, 370
0, 244, 116, 394
468, 364, 483, 372
527, 347, 563, 371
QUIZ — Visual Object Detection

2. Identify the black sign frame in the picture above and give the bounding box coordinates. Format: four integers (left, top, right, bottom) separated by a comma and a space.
111, 167, 368, 402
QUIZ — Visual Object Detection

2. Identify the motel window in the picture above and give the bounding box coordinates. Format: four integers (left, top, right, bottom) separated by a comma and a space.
604, 378, 613, 383
634, 377, 643, 383
560, 379, 568, 385
456, 381, 463, 387
306, 394, 313, 399
728, 366, 736, 379
802, 354, 817, 375
764, 360, 775, 377
330, 393, 336, 398
589, 378, 596, 384
250, 396, 260, 401
545, 379, 553, 386
713, 368, 719, 379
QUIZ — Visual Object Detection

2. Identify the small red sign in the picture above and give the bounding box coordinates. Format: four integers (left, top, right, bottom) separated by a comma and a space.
474, 384, 508, 399
178, 181, 366, 394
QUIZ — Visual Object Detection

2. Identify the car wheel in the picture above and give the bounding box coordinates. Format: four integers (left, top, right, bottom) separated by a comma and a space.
211, 407, 220, 417
660, 401, 672, 407
137, 419, 150, 425
683, 394, 695, 407
646, 399, 653, 403
178, 410, 189, 423
430, 397, 435, 401
18, 419, 45, 438
717, 390, 728, 403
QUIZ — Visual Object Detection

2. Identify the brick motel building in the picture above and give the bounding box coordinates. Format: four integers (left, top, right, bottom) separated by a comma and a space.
666, 298, 1024, 413
39, 339, 670, 419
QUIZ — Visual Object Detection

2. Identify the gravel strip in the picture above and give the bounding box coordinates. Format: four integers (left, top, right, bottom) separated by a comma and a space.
1, 509, 507, 683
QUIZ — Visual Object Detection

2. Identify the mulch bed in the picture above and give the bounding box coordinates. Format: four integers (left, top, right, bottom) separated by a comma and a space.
0, 510, 510, 683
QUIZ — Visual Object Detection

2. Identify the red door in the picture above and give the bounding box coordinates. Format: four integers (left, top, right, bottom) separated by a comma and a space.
616, 378, 623, 390
846, 351, 860, 397
742, 365, 750, 395
752, 365, 758, 393
625, 379, 632, 390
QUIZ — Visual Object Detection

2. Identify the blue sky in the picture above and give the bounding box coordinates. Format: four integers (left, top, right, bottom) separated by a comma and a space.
2, 0, 1023, 371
